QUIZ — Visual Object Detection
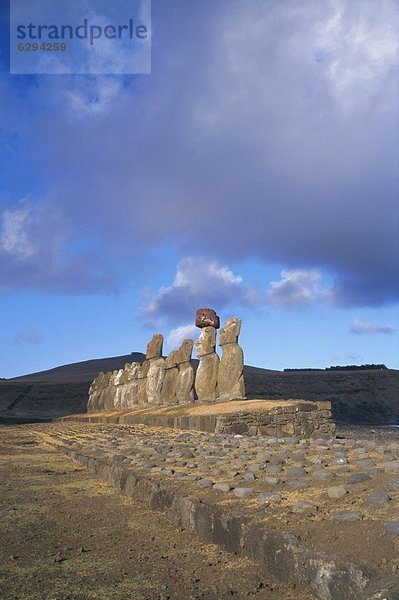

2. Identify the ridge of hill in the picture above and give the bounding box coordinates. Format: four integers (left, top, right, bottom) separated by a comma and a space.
1, 354, 398, 425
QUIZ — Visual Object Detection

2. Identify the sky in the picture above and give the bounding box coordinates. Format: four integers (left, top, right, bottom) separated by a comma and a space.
0, 0, 398, 378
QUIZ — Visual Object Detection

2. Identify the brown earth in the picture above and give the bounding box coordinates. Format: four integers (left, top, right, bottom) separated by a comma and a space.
0, 425, 315, 600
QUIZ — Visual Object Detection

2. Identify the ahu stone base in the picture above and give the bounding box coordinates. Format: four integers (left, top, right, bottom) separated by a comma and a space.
60, 399, 336, 439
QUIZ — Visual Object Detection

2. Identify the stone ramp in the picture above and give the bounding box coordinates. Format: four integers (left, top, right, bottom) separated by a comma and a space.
59, 398, 335, 438
36, 422, 399, 600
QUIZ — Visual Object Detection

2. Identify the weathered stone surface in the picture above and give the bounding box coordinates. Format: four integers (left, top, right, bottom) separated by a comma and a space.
196, 326, 217, 357
175, 339, 194, 364
218, 343, 245, 401
333, 511, 363, 522
164, 350, 178, 369
146, 357, 165, 405
195, 307, 220, 329
347, 472, 371, 485
366, 575, 399, 600
219, 317, 241, 345
327, 486, 347, 499
117, 362, 139, 409
176, 362, 195, 404
367, 491, 391, 505
137, 361, 150, 404
146, 333, 163, 360
218, 318, 245, 402
195, 352, 219, 403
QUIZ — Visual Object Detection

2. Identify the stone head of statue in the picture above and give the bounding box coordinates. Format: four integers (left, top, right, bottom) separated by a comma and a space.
219, 317, 241, 346
195, 326, 216, 357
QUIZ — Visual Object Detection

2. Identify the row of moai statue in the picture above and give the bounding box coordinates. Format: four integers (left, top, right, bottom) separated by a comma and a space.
87, 308, 245, 412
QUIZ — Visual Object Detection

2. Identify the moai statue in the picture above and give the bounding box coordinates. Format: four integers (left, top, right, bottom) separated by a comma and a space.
218, 317, 245, 401
162, 350, 178, 404
87, 374, 100, 412
175, 339, 195, 404
195, 326, 220, 403
113, 368, 125, 409
137, 360, 150, 404
121, 362, 139, 409
146, 334, 165, 405
96, 372, 112, 411
103, 370, 119, 410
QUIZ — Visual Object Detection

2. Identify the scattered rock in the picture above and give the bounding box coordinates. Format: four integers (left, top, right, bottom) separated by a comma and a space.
333, 511, 363, 522
327, 486, 347, 499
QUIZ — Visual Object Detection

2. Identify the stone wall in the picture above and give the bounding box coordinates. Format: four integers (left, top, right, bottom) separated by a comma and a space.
215, 401, 335, 439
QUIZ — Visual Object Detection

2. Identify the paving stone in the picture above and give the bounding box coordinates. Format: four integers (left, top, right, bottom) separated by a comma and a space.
306, 456, 323, 465
385, 522, 399, 536
233, 487, 254, 498
334, 466, 351, 474
327, 486, 347, 499
257, 492, 282, 505
312, 469, 334, 481
248, 463, 263, 472
333, 511, 363, 522
243, 473, 256, 482
288, 480, 310, 490
292, 500, 317, 514
347, 472, 371, 485
264, 476, 281, 485
385, 460, 399, 472
197, 478, 213, 488
368, 491, 391, 505
357, 459, 375, 468
286, 466, 306, 479
388, 479, 399, 491
265, 465, 282, 474
331, 456, 348, 465
213, 482, 231, 493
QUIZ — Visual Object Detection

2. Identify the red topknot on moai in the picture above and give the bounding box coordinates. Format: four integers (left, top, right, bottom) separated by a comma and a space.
195, 307, 220, 329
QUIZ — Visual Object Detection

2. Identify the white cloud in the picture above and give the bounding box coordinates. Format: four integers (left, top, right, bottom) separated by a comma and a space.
143, 257, 257, 325
64, 78, 124, 119
166, 324, 197, 351
266, 269, 331, 308
0, 201, 37, 261
350, 319, 395, 335
314, 0, 398, 110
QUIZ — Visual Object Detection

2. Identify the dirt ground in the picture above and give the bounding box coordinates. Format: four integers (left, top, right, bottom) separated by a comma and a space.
0, 425, 315, 600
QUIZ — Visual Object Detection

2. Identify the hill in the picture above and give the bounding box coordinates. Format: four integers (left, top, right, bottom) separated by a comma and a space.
1, 354, 398, 425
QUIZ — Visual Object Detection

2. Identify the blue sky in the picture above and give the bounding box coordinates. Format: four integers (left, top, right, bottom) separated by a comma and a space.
0, 0, 398, 378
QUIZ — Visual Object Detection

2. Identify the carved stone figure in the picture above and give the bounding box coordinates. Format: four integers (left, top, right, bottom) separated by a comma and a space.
218, 317, 245, 401
195, 326, 219, 402
146, 333, 163, 360
176, 339, 194, 404
120, 362, 139, 408
137, 360, 150, 404
146, 357, 165, 404
162, 351, 178, 405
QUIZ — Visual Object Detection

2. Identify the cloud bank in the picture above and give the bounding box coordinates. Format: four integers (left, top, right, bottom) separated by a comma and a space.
0, 0, 397, 306
143, 257, 257, 326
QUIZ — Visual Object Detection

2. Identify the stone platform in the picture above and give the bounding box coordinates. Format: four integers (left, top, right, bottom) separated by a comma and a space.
60, 398, 335, 439
36, 422, 399, 600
